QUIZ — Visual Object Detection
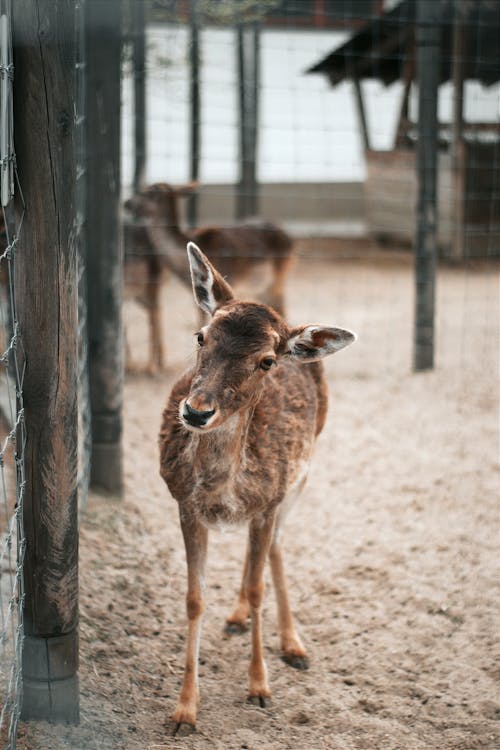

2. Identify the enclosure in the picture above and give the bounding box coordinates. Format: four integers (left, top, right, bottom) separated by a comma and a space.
0, 1, 499, 749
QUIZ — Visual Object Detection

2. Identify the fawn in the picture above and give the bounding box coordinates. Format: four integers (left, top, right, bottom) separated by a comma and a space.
124, 182, 294, 374
159, 241, 356, 733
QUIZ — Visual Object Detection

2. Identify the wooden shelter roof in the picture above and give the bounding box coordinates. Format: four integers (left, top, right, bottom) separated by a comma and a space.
307, 0, 500, 87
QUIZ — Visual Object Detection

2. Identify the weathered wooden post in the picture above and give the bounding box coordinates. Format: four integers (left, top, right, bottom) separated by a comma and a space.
413, 0, 440, 371
13, 0, 79, 723
85, 0, 123, 494
236, 22, 260, 220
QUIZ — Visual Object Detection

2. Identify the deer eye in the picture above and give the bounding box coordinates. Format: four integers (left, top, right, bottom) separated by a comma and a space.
260, 357, 276, 371
195, 332, 204, 347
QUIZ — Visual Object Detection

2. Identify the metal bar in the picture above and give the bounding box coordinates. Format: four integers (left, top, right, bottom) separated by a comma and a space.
132, 0, 146, 193
451, 0, 466, 260
85, 0, 123, 494
236, 23, 260, 220
187, 0, 200, 229
413, 0, 441, 371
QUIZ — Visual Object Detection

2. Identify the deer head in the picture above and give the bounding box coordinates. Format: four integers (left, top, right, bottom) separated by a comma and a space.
124, 182, 198, 225
179, 242, 356, 432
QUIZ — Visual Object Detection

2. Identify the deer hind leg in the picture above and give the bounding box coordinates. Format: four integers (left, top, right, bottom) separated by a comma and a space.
224, 544, 250, 634
171, 516, 208, 734
146, 264, 165, 375
246, 512, 276, 705
262, 255, 293, 318
269, 499, 309, 670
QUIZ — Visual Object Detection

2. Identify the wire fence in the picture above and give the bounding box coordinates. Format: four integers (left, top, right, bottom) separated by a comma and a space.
0, 2, 26, 745
122, 0, 500, 257
0, 1, 90, 745
0, 0, 497, 746
76, 0, 91, 520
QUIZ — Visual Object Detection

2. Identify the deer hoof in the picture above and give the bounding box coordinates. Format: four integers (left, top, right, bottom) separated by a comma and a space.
247, 694, 269, 709
224, 620, 248, 635
281, 652, 310, 670
171, 721, 196, 737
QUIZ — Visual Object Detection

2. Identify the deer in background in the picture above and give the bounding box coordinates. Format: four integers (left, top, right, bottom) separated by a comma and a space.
159, 241, 356, 734
123, 182, 294, 375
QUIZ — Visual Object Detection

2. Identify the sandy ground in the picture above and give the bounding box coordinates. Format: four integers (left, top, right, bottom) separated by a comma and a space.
17, 240, 500, 750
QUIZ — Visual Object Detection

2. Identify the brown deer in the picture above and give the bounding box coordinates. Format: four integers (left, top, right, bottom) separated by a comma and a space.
159, 241, 356, 734
123, 182, 294, 374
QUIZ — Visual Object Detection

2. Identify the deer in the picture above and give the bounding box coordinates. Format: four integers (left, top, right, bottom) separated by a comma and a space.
159, 241, 356, 734
123, 182, 294, 375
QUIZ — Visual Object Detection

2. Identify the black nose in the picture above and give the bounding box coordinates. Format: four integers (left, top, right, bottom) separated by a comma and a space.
183, 401, 215, 427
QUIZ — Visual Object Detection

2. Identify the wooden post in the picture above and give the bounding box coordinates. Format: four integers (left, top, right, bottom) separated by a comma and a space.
451, 0, 466, 260
13, 0, 79, 723
237, 23, 260, 220
132, 0, 146, 193
187, 0, 200, 229
394, 54, 415, 148
85, 0, 123, 494
352, 75, 371, 151
413, 0, 440, 371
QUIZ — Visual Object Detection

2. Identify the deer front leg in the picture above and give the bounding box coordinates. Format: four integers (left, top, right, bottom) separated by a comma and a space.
171, 515, 208, 734
246, 512, 276, 706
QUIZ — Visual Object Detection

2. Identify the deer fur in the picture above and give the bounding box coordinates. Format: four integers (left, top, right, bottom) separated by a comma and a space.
123, 182, 294, 375
159, 241, 356, 733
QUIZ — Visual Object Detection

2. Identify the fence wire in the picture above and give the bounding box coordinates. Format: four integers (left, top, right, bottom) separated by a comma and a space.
0, 1, 90, 745
0, 1, 26, 747
75, 0, 91, 520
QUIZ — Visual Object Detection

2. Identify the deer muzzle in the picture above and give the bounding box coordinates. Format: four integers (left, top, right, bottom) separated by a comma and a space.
182, 400, 216, 429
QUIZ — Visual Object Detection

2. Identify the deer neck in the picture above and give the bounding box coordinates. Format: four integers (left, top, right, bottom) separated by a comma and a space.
189, 404, 256, 490
186, 407, 256, 527
145, 218, 191, 286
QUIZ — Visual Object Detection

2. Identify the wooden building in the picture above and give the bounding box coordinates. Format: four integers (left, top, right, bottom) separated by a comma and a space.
308, 0, 500, 259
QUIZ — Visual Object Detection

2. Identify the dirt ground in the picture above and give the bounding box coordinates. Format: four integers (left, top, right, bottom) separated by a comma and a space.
17, 240, 500, 750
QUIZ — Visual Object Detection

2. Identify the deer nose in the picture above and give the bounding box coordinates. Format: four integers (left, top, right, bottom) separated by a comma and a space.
183, 401, 216, 428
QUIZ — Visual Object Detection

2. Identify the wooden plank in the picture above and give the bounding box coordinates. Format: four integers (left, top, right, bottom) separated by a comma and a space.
85, 0, 123, 494
12, 0, 79, 723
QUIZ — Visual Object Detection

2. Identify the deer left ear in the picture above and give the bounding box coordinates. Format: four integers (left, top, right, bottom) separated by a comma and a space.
187, 242, 234, 315
286, 325, 356, 361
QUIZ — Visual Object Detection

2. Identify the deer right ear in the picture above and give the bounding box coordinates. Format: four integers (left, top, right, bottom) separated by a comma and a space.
187, 242, 234, 315
286, 325, 357, 361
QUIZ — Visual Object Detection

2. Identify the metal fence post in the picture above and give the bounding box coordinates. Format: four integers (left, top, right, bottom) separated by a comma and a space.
132, 0, 146, 194
188, 0, 200, 229
413, 0, 440, 371
13, 0, 80, 723
237, 22, 260, 220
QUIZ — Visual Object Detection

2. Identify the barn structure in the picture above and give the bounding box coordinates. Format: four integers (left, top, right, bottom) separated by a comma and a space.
307, 0, 500, 259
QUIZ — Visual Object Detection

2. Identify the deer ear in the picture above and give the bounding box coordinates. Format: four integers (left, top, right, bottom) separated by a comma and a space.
187, 242, 234, 315
286, 325, 356, 362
